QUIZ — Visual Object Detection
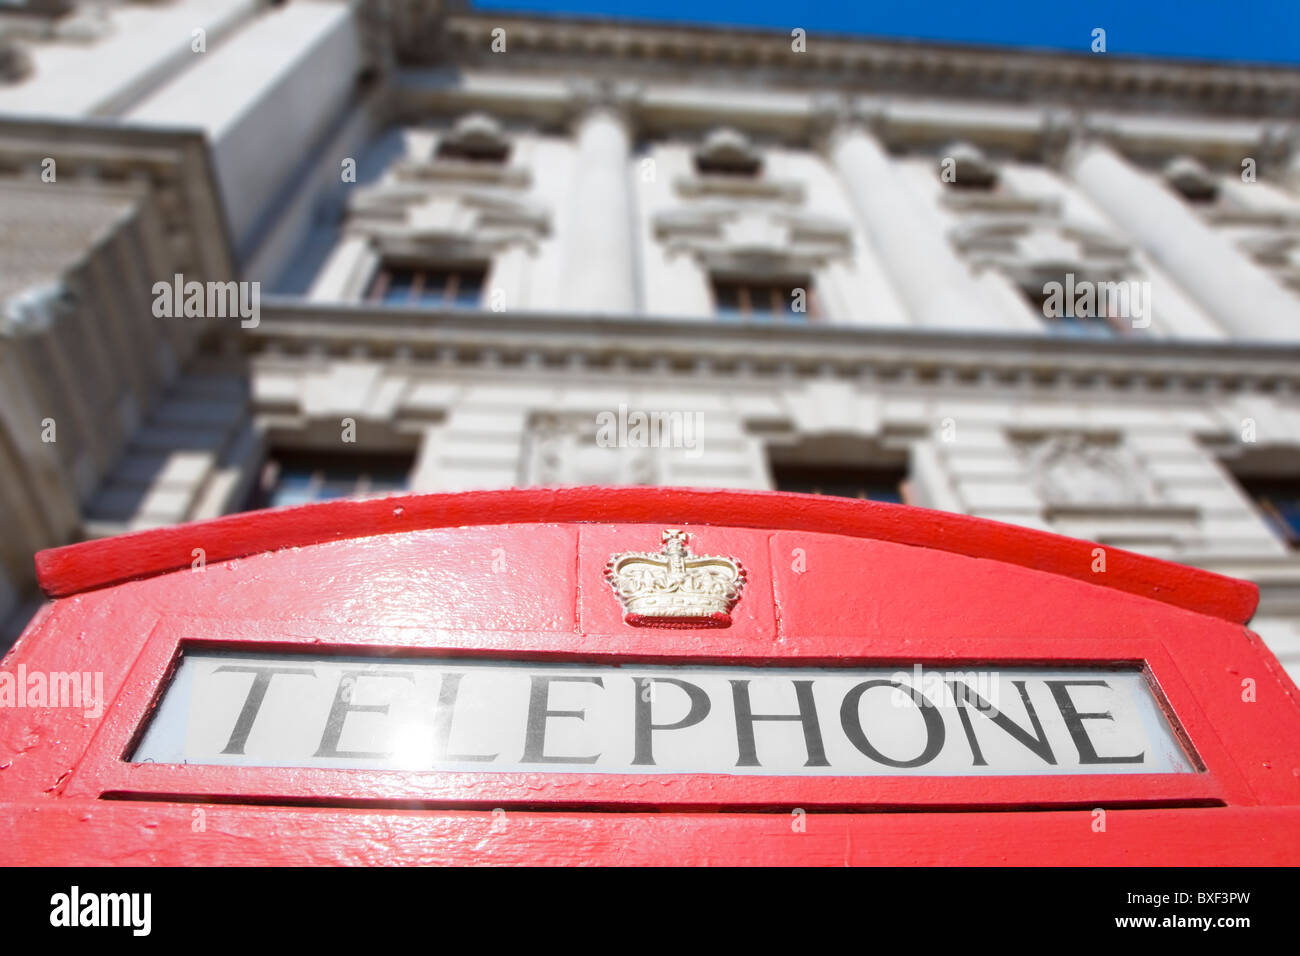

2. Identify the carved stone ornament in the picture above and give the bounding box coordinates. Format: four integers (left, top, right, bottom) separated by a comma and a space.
522, 413, 658, 487
1018, 433, 1156, 508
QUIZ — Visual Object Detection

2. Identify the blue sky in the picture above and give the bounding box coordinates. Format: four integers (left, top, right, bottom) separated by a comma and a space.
471, 0, 1300, 65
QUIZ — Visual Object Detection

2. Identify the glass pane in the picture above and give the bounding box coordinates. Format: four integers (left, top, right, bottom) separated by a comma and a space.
133, 652, 1196, 776
381, 271, 413, 304
451, 272, 484, 308
1274, 497, 1300, 537
254, 453, 414, 511
315, 478, 358, 501
772, 465, 907, 502
268, 470, 315, 508
713, 282, 741, 320
413, 271, 448, 305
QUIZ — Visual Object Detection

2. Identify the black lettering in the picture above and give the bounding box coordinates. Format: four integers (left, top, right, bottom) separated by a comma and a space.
731, 679, 829, 768
521, 675, 604, 764
632, 677, 711, 766
1045, 680, 1144, 765
314, 670, 415, 759
214, 665, 315, 755
950, 680, 1056, 766
840, 680, 945, 768
432, 672, 497, 763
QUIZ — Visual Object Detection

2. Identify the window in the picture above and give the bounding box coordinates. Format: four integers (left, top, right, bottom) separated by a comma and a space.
1163, 156, 1219, 204
247, 450, 414, 511
693, 128, 763, 177
367, 265, 485, 308
695, 153, 761, 177
1237, 477, 1300, 548
713, 278, 814, 322
938, 141, 999, 191
1023, 286, 1127, 340
435, 139, 510, 164
771, 463, 909, 503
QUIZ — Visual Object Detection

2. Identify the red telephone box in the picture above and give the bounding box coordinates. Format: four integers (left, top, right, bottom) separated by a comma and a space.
2, 486, 1299, 865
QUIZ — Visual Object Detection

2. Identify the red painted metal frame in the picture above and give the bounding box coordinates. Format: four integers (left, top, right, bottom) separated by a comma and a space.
34, 486, 1257, 622
65, 618, 1236, 811
3, 487, 1299, 865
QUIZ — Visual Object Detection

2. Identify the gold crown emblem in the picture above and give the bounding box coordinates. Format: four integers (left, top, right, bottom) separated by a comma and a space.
605, 529, 745, 628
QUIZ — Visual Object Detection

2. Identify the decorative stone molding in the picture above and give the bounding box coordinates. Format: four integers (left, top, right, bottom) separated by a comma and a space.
940, 192, 1059, 217
938, 141, 998, 190
3, 0, 75, 19
346, 181, 550, 254
1038, 108, 1082, 168
565, 77, 644, 131
1, 281, 70, 335
1232, 231, 1300, 293
1162, 155, 1219, 202
674, 174, 802, 203
435, 112, 511, 162
950, 217, 1136, 286
520, 412, 659, 486
654, 207, 853, 274
0, 119, 236, 282
391, 155, 530, 188
808, 93, 888, 149
394, 122, 530, 188
673, 127, 804, 202
246, 303, 1300, 402
52, 4, 116, 43
1013, 432, 1161, 509
0, 39, 33, 85
694, 127, 762, 176
433, 11, 1300, 120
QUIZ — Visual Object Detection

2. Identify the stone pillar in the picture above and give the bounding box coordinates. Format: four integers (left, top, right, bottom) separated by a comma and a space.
826, 118, 1007, 330
562, 102, 638, 314
1066, 139, 1300, 341
308, 234, 374, 302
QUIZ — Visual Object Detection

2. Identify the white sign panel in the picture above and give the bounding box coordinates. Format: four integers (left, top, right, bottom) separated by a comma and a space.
132, 653, 1196, 775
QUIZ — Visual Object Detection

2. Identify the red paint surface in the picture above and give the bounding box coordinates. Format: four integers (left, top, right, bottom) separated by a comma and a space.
35, 487, 1257, 622
3, 487, 1299, 865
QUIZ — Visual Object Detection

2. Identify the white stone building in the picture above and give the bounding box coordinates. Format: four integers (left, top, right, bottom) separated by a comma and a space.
1, 1, 1299, 682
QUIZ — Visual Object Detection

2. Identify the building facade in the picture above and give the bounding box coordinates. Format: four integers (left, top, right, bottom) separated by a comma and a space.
1, 0, 1299, 681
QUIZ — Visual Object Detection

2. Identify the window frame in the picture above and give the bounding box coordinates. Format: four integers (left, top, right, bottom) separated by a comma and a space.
769, 461, 913, 505
711, 276, 818, 322
366, 263, 487, 309
1236, 475, 1300, 548
248, 450, 417, 511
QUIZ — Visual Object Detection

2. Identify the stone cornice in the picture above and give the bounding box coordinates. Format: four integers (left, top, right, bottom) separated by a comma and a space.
244, 300, 1300, 402
0, 117, 237, 281
411, 11, 1300, 121
390, 73, 1284, 170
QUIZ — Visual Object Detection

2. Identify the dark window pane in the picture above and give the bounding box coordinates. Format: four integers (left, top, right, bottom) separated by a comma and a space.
771, 463, 906, 503
413, 271, 449, 304
1026, 287, 1123, 340
249, 451, 415, 511
712, 278, 812, 322
1237, 477, 1300, 547
370, 266, 486, 309
450, 271, 483, 308
268, 469, 316, 508
694, 156, 761, 177
381, 270, 413, 304
436, 141, 510, 164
